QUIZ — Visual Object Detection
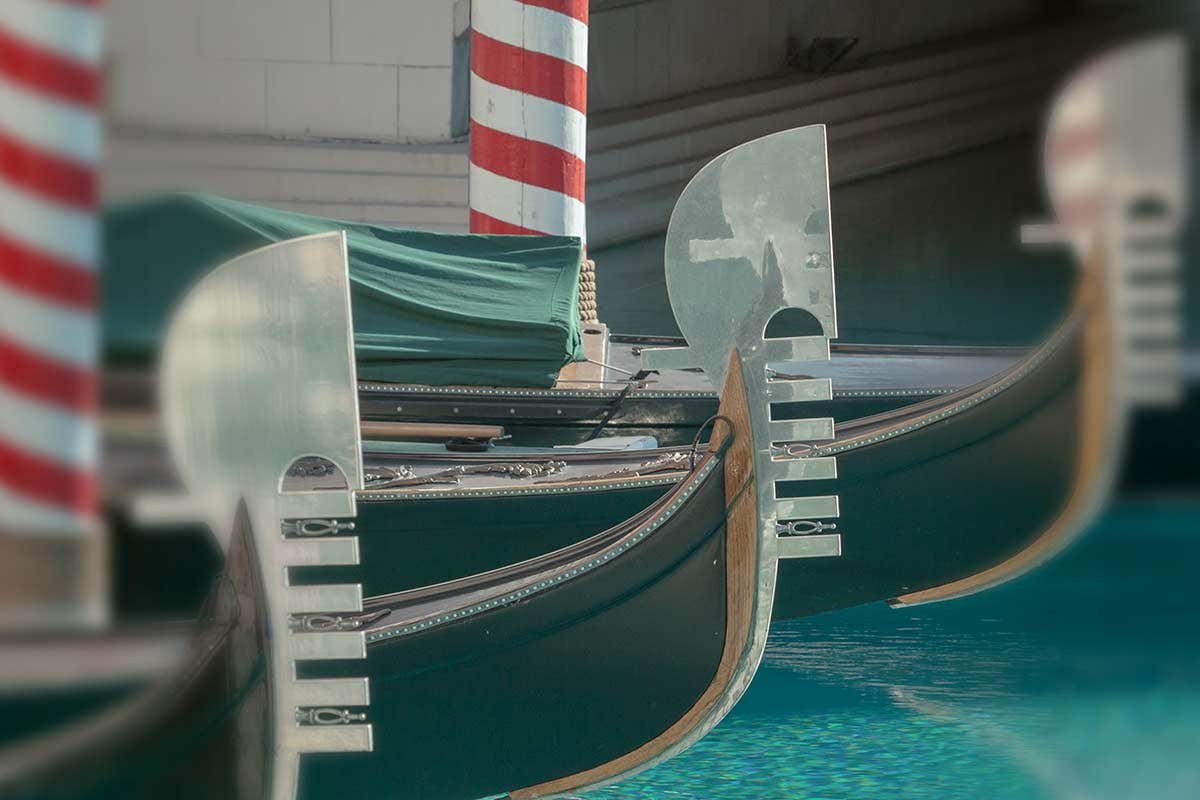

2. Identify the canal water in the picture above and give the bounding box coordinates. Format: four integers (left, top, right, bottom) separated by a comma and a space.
587, 130, 1199, 798
587, 500, 1200, 799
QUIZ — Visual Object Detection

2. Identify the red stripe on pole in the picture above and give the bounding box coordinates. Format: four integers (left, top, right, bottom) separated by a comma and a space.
471, 124, 585, 202
471, 31, 586, 114
0, 132, 97, 209
0, 438, 97, 514
1060, 192, 1105, 229
517, 0, 588, 24
0, 336, 96, 412
0, 26, 101, 107
469, 209, 543, 236
0, 234, 95, 309
1049, 126, 1104, 165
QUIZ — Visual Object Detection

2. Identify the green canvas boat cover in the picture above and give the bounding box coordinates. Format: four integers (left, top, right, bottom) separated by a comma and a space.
103, 193, 585, 388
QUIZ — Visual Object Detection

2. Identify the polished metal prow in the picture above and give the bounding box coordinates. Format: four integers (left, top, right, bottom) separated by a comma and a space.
156, 232, 372, 800
1025, 35, 1188, 408
643, 124, 843, 560
589, 124, 845, 795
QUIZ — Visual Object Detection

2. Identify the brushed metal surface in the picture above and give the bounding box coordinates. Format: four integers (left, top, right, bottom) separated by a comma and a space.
774, 495, 840, 520
578, 125, 844, 796
293, 678, 371, 707
157, 232, 371, 800
286, 585, 363, 614
280, 537, 361, 567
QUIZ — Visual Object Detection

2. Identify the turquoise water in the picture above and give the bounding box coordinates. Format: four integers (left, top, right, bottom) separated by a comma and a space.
588, 501, 1200, 799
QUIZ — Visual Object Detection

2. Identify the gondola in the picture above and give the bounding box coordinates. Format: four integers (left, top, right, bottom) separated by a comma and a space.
2, 36, 1185, 800
112, 35, 1185, 632
7, 198, 773, 799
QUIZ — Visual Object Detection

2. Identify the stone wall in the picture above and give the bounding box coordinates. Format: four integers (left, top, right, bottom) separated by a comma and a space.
587, 0, 1045, 113
107, 0, 458, 142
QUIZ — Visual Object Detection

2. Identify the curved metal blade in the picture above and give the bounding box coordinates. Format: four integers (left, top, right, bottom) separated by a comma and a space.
644, 125, 838, 387
159, 231, 364, 525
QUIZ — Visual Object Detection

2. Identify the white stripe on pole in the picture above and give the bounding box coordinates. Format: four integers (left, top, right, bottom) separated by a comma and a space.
1052, 157, 1105, 201
0, 181, 100, 266
0, 79, 102, 163
471, 75, 587, 160
468, 165, 587, 236
472, 0, 588, 68
0, 0, 103, 65
0, 0, 101, 547
0, 484, 96, 537
0, 384, 97, 469
469, 0, 588, 239
0, 288, 97, 369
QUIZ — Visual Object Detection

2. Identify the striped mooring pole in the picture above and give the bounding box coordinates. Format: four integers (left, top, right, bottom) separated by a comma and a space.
0, 0, 102, 542
469, 0, 587, 241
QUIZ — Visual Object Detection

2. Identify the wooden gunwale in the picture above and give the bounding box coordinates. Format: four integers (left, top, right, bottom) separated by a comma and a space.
510, 350, 758, 799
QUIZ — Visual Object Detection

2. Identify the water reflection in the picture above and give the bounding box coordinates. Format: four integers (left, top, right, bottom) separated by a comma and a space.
589, 502, 1200, 799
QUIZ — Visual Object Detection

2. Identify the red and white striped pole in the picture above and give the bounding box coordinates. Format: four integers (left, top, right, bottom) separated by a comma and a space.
469, 0, 587, 240
0, 0, 102, 537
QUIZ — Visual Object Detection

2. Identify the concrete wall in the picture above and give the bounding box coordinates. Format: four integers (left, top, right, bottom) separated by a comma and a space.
101, 1, 1140, 237
109, 0, 1063, 138
588, 0, 1044, 113
107, 0, 457, 142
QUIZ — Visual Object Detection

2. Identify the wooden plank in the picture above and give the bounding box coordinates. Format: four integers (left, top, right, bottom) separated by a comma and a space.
104, 416, 505, 444
358, 421, 504, 441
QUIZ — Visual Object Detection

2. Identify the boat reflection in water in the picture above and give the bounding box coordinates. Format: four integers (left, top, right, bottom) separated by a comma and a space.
590, 502, 1200, 800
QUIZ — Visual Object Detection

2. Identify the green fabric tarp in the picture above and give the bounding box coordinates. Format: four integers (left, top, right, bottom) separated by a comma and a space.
103, 194, 585, 387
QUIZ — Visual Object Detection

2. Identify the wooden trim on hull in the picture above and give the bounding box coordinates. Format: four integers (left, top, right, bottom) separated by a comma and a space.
510, 351, 758, 799
105, 415, 504, 445
358, 421, 505, 441
893, 255, 1115, 607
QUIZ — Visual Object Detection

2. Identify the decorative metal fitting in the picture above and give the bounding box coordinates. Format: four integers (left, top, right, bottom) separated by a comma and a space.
765, 368, 815, 382
289, 608, 389, 633
295, 708, 367, 726
285, 457, 337, 478
776, 519, 838, 536
282, 518, 357, 537
469, 460, 568, 479
624, 450, 691, 476
574, 450, 693, 483
771, 442, 818, 459
363, 460, 567, 489
364, 464, 418, 486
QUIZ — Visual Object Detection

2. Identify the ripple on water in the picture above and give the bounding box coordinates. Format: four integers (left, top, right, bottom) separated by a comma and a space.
586, 504, 1200, 799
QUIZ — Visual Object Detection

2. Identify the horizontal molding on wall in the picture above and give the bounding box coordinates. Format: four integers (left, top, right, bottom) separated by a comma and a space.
104, 134, 471, 232
585, 17, 1124, 247
105, 17, 1123, 242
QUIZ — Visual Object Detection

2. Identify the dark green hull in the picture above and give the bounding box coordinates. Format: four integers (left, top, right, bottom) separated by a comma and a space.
299, 464, 730, 800
776, 320, 1084, 619
356, 383, 944, 448
5, 453, 735, 800
0, 509, 271, 800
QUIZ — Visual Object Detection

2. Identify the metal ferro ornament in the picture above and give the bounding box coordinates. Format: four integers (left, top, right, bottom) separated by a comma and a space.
157, 232, 373, 800
644, 124, 843, 559
625, 124, 843, 788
